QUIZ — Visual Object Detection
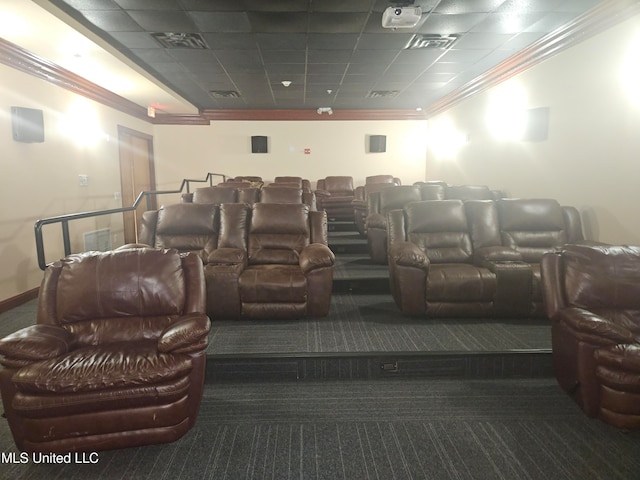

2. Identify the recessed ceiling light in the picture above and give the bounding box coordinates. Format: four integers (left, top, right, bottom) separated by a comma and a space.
281, 80, 292, 87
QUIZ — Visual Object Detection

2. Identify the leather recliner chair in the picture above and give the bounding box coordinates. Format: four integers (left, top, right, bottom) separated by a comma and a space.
182, 185, 259, 205
0, 247, 211, 452
205, 203, 335, 319
541, 244, 640, 429
315, 176, 356, 221
352, 175, 402, 236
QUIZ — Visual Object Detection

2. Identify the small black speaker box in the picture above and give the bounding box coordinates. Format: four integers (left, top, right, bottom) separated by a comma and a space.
251, 135, 268, 153
369, 135, 386, 153
11, 106, 45, 143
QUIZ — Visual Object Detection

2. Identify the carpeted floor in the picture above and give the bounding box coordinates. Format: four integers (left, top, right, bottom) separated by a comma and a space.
1, 377, 638, 480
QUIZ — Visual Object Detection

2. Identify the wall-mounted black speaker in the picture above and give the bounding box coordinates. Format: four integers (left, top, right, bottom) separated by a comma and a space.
369, 135, 386, 153
11, 106, 44, 143
251, 135, 268, 153
523, 107, 549, 142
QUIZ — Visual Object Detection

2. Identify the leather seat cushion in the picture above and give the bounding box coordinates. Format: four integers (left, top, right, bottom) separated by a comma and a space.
427, 264, 497, 301
12, 340, 192, 394
240, 265, 307, 303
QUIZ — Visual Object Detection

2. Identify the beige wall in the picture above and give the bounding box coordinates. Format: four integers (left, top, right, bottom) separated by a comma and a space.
0, 63, 152, 302
426, 14, 640, 245
152, 120, 428, 205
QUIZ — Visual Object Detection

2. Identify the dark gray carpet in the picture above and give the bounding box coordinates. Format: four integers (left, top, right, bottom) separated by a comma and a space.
208, 294, 551, 355
1, 377, 638, 480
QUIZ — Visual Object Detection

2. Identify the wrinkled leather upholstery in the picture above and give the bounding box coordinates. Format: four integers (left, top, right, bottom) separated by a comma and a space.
182, 185, 260, 205
315, 176, 356, 221
541, 244, 640, 429
206, 203, 335, 319
260, 185, 316, 210
352, 175, 402, 236
0, 247, 211, 452
387, 198, 585, 317
273, 176, 312, 192
367, 185, 445, 263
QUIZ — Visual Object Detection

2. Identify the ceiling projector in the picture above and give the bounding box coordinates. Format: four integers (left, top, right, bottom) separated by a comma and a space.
382, 6, 422, 29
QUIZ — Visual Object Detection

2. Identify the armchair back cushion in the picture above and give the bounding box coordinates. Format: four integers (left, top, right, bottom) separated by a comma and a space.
405, 200, 473, 263
321, 176, 354, 195
249, 203, 310, 265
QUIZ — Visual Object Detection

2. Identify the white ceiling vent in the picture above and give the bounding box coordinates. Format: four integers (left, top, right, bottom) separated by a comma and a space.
405, 34, 458, 50
209, 90, 241, 98
151, 33, 208, 49
367, 90, 399, 99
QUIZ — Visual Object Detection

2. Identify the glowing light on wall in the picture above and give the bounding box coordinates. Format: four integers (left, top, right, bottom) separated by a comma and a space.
59, 99, 103, 147
0, 9, 31, 38
621, 31, 640, 107
486, 82, 528, 141
427, 117, 468, 159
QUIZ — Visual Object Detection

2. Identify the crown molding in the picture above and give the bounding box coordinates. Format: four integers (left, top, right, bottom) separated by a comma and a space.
0, 37, 149, 121
2, 0, 637, 125
423, 0, 640, 118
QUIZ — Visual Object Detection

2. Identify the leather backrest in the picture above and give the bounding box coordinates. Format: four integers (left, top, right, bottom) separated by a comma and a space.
274, 176, 303, 187
154, 203, 219, 261
419, 184, 446, 200
404, 200, 473, 263
366, 174, 396, 185
260, 187, 304, 204
248, 203, 310, 264
562, 244, 640, 313
445, 185, 494, 200
379, 185, 423, 214
192, 186, 238, 204
322, 176, 354, 195
497, 198, 566, 262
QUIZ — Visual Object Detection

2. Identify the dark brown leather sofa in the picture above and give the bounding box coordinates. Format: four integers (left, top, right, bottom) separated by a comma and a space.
541, 243, 640, 429
206, 202, 335, 319
0, 247, 211, 452
387, 198, 585, 317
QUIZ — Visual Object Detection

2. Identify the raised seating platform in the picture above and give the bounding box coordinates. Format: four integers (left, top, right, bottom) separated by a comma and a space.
0, 219, 553, 382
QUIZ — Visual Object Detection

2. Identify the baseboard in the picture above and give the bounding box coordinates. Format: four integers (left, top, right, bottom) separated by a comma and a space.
0, 288, 38, 314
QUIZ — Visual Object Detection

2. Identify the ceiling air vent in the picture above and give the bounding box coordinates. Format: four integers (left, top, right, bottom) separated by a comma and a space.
405, 34, 458, 50
209, 90, 241, 99
367, 90, 399, 99
151, 32, 208, 49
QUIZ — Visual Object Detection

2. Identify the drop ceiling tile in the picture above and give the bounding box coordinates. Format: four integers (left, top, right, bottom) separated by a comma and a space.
356, 33, 415, 50
245, 0, 310, 13
204, 33, 259, 50
307, 74, 344, 85
307, 64, 348, 75
346, 63, 389, 75
433, 0, 507, 14
307, 34, 359, 50
439, 48, 492, 63
452, 32, 515, 49
109, 31, 159, 49
81, 10, 143, 31
393, 49, 445, 65
261, 50, 306, 64
471, 12, 546, 34
127, 10, 198, 32
178, 0, 242, 11
419, 13, 489, 34
257, 34, 308, 50
265, 64, 306, 75
113, 0, 181, 9
188, 12, 252, 33
307, 50, 353, 63
248, 12, 309, 33
525, 12, 577, 33
63, 0, 120, 9
308, 13, 369, 33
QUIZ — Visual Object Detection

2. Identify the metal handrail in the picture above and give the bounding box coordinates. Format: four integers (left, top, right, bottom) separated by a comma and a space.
34, 172, 228, 270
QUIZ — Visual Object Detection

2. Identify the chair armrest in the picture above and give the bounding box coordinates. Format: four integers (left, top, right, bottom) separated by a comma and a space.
0, 325, 74, 367
558, 307, 635, 345
353, 186, 365, 201
158, 314, 211, 353
366, 212, 386, 230
300, 243, 336, 274
207, 247, 247, 267
389, 242, 429, 269
474, 246, 523, 267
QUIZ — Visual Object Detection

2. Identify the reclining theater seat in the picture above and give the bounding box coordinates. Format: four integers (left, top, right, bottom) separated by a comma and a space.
367, 184, 445, 263
182, 185, 259, 205
206, 203, 335, 319
315, 176, 356, 221
138, 202, 221, 263
352, 175, 402, 236
261, 184, 317, 210
0, 247, 211, 452
541, 244, 640, 429
387, 199, 498, 317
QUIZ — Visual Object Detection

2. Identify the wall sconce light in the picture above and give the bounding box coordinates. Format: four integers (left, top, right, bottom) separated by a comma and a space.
317, 107, 333, 115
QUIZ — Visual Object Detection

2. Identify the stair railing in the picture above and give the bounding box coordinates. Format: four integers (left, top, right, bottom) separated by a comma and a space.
34, 172, 227, 270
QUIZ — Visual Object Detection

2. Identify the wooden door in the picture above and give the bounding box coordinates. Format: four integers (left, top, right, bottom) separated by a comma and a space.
117, 126, 156, 244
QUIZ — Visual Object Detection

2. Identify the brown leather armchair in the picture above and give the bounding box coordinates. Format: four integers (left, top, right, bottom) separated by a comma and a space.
352, 175, 402, 236
541, 244, 640, 429
205, 203, 335, 319
315, 176, 356, 221
182, 185, 259, 205
0, 247, 211, 452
